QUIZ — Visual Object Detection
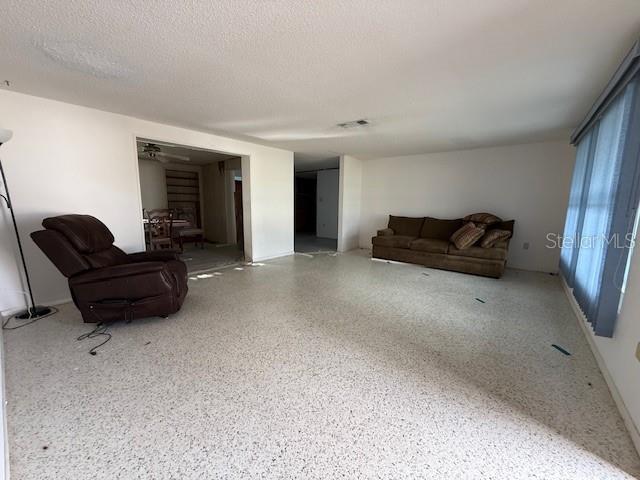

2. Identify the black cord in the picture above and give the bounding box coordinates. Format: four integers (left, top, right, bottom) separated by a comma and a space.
2, 306, 59, 330
3, 304, 118, 355
77, 322, 114, 355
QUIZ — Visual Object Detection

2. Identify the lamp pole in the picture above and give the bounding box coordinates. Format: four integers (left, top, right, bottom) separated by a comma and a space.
0, 129, 51, 320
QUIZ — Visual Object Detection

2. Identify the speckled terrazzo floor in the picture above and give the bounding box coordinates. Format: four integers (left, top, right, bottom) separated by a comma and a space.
179, 243, 244, 273
4, 250, 640, 479
294, 233, 337, 253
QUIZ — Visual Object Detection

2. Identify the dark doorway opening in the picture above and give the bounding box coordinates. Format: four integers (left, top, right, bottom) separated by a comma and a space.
295, 175, 316, 235
293, 161, 338, 253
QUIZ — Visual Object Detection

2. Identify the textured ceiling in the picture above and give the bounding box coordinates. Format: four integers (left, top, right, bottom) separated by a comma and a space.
1, 0, 639, 160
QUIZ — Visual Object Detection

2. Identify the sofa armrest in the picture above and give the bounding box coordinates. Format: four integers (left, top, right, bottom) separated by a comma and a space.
492, 239, 510, 249
377, 228, 394, 236
71, 262, 167, 285
127, 250, 181, 263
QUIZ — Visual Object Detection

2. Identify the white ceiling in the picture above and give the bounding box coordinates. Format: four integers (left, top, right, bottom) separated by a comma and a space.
1, 1, 639, 159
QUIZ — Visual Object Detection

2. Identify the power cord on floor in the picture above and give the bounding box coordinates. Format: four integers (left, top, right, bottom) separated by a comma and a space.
2, 306, 59, 330
2, 303, 120, 355
77, 322, 114, 355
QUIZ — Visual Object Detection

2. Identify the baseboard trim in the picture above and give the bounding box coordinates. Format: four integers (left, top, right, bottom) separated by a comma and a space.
560, 276, 640, 454
252, 251, 295, 262
370, 257, 413, 266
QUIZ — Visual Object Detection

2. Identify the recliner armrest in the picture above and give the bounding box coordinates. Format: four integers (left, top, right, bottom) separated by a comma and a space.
71, 262, 167, 285
127, 250, 181, 263
377, 228, 394, 236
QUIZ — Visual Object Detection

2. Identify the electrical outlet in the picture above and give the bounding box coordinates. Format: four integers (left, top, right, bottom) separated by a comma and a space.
636, 342, 640, 362
523, 242, 530, 250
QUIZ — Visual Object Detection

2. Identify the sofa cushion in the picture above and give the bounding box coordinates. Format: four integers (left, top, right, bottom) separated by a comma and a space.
463, 213, 502, 226
487, 219, 515, 234
372, 235, 417, 249
448, 244, 508, 261
450, 222, 484, 250
491, 240, 509, 249
420, 217, 463, 240
480, 229, 512, 248
388, 216, 424, 237
409, 238, 449, 254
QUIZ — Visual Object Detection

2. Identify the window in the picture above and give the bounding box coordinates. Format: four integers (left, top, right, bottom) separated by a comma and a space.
561, 46, 640, 337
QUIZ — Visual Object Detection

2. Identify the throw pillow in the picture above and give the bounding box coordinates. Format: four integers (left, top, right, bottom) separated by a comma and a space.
463, 213, 502, 226
450, 222, 485, 250
480, 229, 512, 248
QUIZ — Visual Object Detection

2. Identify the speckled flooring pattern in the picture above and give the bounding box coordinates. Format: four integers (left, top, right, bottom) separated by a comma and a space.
4, 251, 640, 479
294, 233, 337, 253
179, 243, 244, 273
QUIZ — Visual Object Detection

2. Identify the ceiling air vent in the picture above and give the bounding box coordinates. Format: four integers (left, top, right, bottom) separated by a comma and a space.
337, 119, 370, 129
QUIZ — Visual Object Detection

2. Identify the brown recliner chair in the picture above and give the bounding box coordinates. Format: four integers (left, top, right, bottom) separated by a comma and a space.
31, 214, 188, 323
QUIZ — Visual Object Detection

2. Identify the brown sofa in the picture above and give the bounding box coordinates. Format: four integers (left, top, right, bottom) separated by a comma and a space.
371, 215, 515, 278
31, 214, 188, 323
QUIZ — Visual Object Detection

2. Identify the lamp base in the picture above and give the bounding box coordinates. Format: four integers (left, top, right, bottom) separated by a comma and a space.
15, 306, 52, 320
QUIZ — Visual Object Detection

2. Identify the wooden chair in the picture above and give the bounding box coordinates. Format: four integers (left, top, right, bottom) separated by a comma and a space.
147, 209, 174, 250
174, 206, 204, 251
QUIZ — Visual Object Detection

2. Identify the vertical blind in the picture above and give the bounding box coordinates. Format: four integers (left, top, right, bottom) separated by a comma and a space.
561, 73, 640, 337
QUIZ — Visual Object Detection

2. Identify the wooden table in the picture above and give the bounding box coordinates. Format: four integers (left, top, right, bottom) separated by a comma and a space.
143, 218, 192, 248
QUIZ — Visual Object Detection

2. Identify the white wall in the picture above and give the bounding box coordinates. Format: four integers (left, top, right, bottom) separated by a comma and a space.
592, 250, 640, 450
359, 141, 575, 272
138, 159, 168, 211
0, 89, 293, 313
338, 155, 363, 252
242, 151, 293, 261
316, 169, 339, 239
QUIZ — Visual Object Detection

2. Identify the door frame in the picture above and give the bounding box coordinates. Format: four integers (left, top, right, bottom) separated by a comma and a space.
131, 134, 251, 258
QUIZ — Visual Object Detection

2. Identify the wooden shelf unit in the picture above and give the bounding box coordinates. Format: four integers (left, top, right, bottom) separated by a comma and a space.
165, 170, 201, 227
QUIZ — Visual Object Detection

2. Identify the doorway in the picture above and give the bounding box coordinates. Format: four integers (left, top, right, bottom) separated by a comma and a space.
136, 138, 245, 272
294, 155, 339, 253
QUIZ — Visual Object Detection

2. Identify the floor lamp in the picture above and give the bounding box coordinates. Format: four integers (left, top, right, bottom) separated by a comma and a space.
0, 128, 52, 320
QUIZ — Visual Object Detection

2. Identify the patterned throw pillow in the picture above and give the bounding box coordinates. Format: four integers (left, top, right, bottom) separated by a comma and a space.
463, 213, 502, 226
450, 222, 485, 250
479, 229, 512, 248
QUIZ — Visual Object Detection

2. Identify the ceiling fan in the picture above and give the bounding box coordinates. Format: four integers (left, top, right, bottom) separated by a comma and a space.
137, 142, 190, 163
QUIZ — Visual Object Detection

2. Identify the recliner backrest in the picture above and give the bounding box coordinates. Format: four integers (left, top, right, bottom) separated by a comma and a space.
42, 215, 114, 253
31, 229, 91, 277
32, 214, 128, 277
